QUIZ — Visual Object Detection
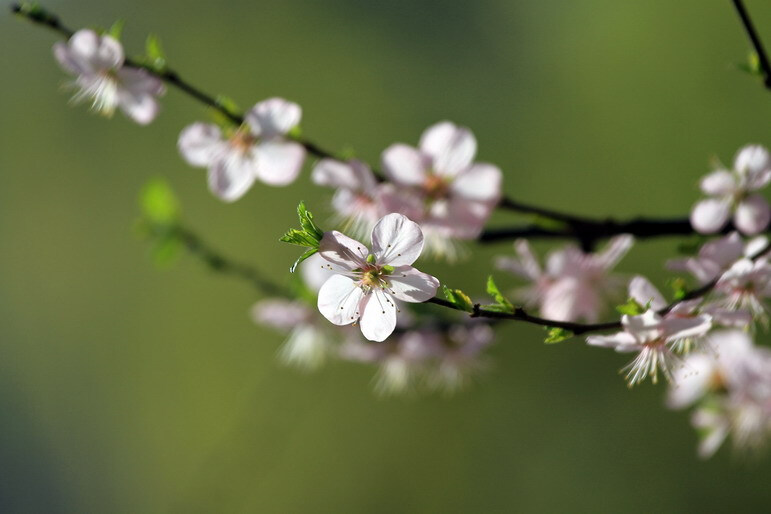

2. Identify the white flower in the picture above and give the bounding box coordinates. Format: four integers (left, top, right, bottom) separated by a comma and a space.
587, 309, 711, 386
714, 256, 771, 323
53, 29, 164, 124
667, 232, 748, 285
495, 235, 633, 322
690, 145, 771, 235
380, 121, 503, 257
178, 97, 305, 201
316, 213, 440, 342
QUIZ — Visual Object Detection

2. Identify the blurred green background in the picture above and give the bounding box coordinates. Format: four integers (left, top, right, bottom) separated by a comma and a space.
2, 0, 771, 512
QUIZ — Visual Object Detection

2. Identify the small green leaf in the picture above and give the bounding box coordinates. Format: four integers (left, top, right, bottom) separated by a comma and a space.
290, 248, 318, 273
140, 178, 179, 224
616, 297, 646, 316
281, 202, 325, 272
150, 235, 183, 267
442, 285, 474, 312
668, 277, 687, 301
108, 19, 125, 41
531, 215, 569, 232
486, 275, 514, 312
544, 327, 573, 344
287, 125, 302, 138
737, 51, 763, 76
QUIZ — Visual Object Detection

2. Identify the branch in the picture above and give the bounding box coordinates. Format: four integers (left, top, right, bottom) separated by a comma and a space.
732, 0, 771, 89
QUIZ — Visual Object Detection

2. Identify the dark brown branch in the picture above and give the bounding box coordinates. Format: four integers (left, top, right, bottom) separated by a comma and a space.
732, 0, 771, 88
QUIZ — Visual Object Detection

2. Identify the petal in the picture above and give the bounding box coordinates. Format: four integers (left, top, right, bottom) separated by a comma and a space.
701, 231, 744, 266
53, 41, 90, 75
312, 158, 375, 191
299, 252, 341, 292
734, 144, 770, 183
628, 276, 667, 310
594, 234, 634, 270
359, 290, 397, 342
317, 275, 365, 326
381, 144, 429, 186
438, 196, 492, 239
207, 151, 258, 202
690, 198, 731, 234
451, 163, 503, 202
251, 300, 311, 329
246, 97, 301, 138
734, 194, 771, 235
318, 231, 369, 269
116, 67, 165, 96
667, 354, 715, 409
586, 331, 639, 349
70, 29, 124, 69
118, 91, 160, 125
419, 121, 477, 177
387, 266, 440, 303
662, 315, 712, 342
699, 170, 736, 195
622, 310, 663, 343
371, 213, 425, 266
254, 140, 305, 186
178, 123, 225, 167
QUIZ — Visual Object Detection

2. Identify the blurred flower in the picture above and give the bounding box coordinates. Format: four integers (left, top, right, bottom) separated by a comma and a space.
587, 309, 711, 386
690, 145, 771, 235
667, 232, 749, 285
316, 213, 440, 342
53, 29, 164, 124
714, 255, 771, 325
178, 97, 305, 201
495, 236, 633, 322
380, 121, 502, 259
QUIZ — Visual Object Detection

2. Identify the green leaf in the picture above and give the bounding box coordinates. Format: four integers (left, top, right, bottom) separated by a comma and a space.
668, 277, 687, 301
140, 178, 179, 224
290, 248, 318, 273
737, 51, 763, 76
108, 19, 125, 41
144, 34, 166, 70
297, 202, 323, 241
486, 275, 514, 313
280, 202, 325, 272
616, 297, 646, 316
544, 327, 573, 344
531, 215, 569, 232
442, 285, 474, 312
150, 235, 183, 268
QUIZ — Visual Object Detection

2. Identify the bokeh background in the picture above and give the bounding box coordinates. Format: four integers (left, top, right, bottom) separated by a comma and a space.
2, 0, 771, 512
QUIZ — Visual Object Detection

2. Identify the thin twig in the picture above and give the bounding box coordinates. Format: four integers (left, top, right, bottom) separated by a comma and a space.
732, 0, 771, 88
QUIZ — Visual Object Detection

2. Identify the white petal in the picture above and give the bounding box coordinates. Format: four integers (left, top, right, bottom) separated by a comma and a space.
381, 144, 430, 186
586, 331, 639, 349
251, 300, 311, 329
318, 231, 369, 269
116, 67, 165, 96
207, 151, 258, 202
178, 123, 225, 167
299, 252, 341, 292
594, 234, 634, 270
451, 163, 502, 202
359, 290, 397, 342
419, 121, 477, 177
254, 140, 305, 186
387, 266, 439, 303
690, 198, 731, 234
667, 354, 716, 409
118, 91, 160, 125
53, 41, 90, 75
312, 158, 376, 192
371, 213, 424, 266
699, 170, 737, 195
246, 97, 301, 138
70, 29, 124, 69
628, 276, 667, 310
513, 239, 543, 279
662, 315, 712, 342
317, 275, 364, 325
734, 194, 771, 235
734, 144, 770, 184
622, 310, 663, 343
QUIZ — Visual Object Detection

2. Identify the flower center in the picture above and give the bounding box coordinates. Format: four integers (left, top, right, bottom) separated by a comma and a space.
423, 174, 450, 200
229, 126, 257, 153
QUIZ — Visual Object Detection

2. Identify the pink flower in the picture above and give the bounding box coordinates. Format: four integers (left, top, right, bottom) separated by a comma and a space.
587, 309, 711, 386
311, 159, 385, 239
316, 213, 440, 342
690, 145, 771, 235
495, 236, 633, 322
380, 121, 503, 257
178, 98, 305, 201
53, 29, 164, 124
667, 232, 749, 285
714, 255, 771, 323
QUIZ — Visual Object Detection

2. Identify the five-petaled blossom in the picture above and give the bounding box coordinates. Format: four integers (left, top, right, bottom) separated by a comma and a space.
53, 29, 165, 124
381, 121, 502, 259
587, 309, 711, 386
495, 236, 633, 322
316, 213, 440, 342
178, 98, 306, 201
690, 144, 771, 235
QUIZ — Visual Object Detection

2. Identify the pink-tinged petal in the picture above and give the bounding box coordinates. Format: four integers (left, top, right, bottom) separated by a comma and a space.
734, 194, 771, 235
744, 235, 769, 258
586, 331, 639, 349
359, 290, 397, 341
387, 266, 439, 303
178, 123, 225, 167
246, 97, 301, 138
251, 300, 311, 329
53, 41, 90, 75
622, 310, 663, 343
381, 144, 429, 186
254, 140, 305, 186
662, 315, 712, 342
667, 354, 716, 409
704, 307, 752, 328
690, 198, 731, 234
312, 159, 376, 192
207, 153, 258, 202
377, 184, 426, 222
319, 231, 369, 269
71, 30, 124, 69
371, 213, 424, 266
541, 276, 602, 322
692, 409, 729, 459
514, 239, 542, 279
628, 276, 667, 310
419, 121, 477, 177
118, 92, 160, 125
701, 231, 744, 266
317, 275, 364, 326
451, 163, 502, 202
299, 252, 341, 292
594, 234, 634, 270
734, 144, 770, 183
699, 170, 736, 195
116, 67, 165, 96
438, 196, 492, 239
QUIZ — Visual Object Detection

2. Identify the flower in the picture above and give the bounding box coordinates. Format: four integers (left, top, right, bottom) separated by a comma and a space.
587, 309, 711, 386
53, 29, 164, 124
178, 97, 305, 201
667, 232, 748, 285
495, 236, 633, 322
714, 255, 771, 323
316, 213, 440, 342
380, 121, 503, 258
311, 159, 385, 239
690, 145, 771, 235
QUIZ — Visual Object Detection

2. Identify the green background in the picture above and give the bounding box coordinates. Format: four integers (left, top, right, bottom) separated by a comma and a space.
2, 0, 771, 512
